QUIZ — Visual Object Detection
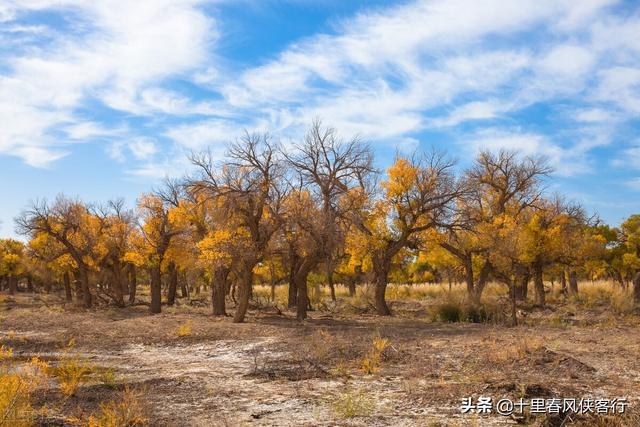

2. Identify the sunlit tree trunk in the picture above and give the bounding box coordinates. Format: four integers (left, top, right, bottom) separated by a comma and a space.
233, 264, 254, 323
373, 256, 391, 316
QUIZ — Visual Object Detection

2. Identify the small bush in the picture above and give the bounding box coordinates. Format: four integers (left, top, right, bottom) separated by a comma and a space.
432, 301, 463, 322
464, 302, 505, 324
0, 346, 49, 427
54, 358, 93, 397
360, 337, 389, 374
431, 300, 506, 324
175, 320, 193, 338
331, 387, 374, 418
98, 367, 118, 388
87, 387, 148, 427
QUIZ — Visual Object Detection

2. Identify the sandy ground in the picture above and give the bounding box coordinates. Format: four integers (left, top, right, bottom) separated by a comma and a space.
1, 293, 639, 426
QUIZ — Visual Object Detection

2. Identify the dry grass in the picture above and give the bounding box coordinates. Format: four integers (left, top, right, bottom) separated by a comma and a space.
330, 386, 375, 419
0, 280, 638, 425
484, 336, 545, 364
87, 387, 148, 427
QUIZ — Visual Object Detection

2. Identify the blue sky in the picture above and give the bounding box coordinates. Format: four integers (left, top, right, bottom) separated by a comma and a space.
1, 0, 640, 237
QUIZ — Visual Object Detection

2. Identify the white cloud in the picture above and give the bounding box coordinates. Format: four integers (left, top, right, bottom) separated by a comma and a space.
594, 67, 640, 114
429, 100, 510, 127
1, 0, 639, 180
128, 138, 157, 160
165, 119, 243, 151
459, 128, 589, 176
107, 137, 158, 162
574, 108, 617, 123
0, 0, 218, 165
537, 45, 595, 78
64, 121, 122, 140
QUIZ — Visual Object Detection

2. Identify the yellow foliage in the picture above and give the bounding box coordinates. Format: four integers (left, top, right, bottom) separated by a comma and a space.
175, 320, 193, 338
87, 387, 148, 427
360, 337, 389, 374
0, 346, 49, 427
51, 344, 93, 398
382, 157, 418, 199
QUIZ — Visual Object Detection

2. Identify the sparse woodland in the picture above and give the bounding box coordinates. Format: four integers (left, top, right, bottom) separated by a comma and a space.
2, 122, 640, 426
4, 121, 640, 320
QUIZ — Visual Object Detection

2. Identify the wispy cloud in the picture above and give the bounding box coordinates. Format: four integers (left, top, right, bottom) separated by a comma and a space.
0, 0, 639, 182
0, 0, 218, 165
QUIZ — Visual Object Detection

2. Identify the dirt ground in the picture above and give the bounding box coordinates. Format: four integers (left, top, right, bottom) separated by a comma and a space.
1, 292, 639, 426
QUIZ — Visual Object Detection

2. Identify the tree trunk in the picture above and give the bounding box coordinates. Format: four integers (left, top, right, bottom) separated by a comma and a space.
167, 262, 178, 306
347, 277, 356, 297
509, 279, 517, 327
328, 270, 336, 302
533, 262, 545, 307
568, 270, 578, 296
63, 271, 72, 302
113, 261, 125, 307
79, 266, 92, 309
27, 276, 33, 293
128, 264, 137, 304
470, 261, 491, 304
295, 273, 310, 321
150, 265, 162, 314
514, 265, 530, 301
560, 270, 567, 297
233, 264, 253, 323
180, 272, 189, 298
373, 260, 391, 316
463, 258, 475, 297
212, 267, 229, 316
294, 258, 317, 321
287, 256, 298, 308
8, 276, 17, 295
633, 271, 640, 305
74, 270, 83, 305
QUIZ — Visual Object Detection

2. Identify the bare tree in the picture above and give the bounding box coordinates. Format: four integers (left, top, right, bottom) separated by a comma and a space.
189, 132, 285, 323
283, 120, 375, 320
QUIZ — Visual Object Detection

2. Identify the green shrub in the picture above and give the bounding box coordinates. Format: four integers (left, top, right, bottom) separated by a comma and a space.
432, 301, 463, 322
